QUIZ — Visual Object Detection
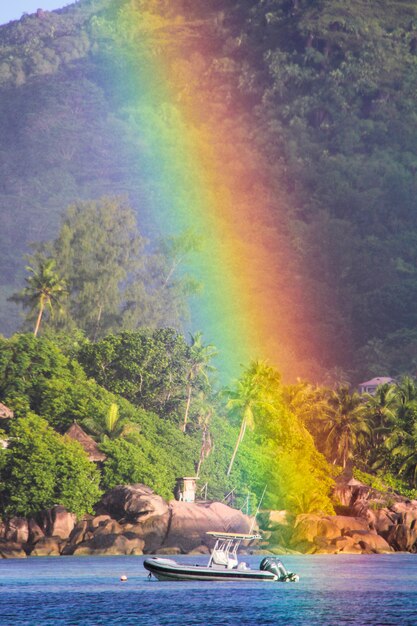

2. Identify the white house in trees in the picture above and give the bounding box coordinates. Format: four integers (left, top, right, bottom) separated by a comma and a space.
358, 377, 394, 395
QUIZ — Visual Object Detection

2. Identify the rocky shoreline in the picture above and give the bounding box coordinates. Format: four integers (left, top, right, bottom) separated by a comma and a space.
2, 479, 417, 558
268, 477, 417, 555
0, 484, 253, 558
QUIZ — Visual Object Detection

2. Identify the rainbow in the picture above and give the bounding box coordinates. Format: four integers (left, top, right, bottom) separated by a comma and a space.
96, 2, 319, 381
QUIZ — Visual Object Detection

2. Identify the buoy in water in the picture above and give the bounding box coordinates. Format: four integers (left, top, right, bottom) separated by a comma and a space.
120, 575, 128, 582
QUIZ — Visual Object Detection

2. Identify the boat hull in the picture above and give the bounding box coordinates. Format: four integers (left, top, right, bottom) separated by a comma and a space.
144, 558, 278, 582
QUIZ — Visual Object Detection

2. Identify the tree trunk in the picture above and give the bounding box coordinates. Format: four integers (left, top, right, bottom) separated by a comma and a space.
33, 300, 45, 337
227, 415, 247, 476
182, 384, 192, 432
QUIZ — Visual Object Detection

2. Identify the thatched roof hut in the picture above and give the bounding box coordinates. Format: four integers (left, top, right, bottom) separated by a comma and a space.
0, 403, 14, 419
65, 423, 106, 463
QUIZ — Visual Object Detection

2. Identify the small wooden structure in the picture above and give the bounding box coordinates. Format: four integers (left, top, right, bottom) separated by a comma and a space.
0, 403, 14, 420
64, 423, 106, 463
174, 477, 199, 503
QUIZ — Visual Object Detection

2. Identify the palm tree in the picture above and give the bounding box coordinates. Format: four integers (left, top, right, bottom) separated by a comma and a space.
182, 332, 217, 432
363, 382, 397, 447
383, 427, 417, 486
83, 403, 138, 441
318, 386, 371, 468
11, 257, 66, 336
393, 376, 417, 434
225, 361, 279, 476
194, 392, 213, 477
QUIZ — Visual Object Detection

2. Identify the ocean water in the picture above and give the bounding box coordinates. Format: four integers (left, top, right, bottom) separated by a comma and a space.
1, 554, 417, 625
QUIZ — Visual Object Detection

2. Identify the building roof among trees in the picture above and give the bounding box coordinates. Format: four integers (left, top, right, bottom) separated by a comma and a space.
358, 377, 394, 387
64, 423, 106, 462
0, 402, 14, 419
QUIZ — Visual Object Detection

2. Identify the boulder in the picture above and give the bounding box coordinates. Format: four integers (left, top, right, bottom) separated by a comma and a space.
31, 536, 62, 557
269, 510, 289, 526
189, 544, 210, 555
291, 514, 322, 544
72, 533, 144, 556
390, 501, 417, 527
90, 515, 112, 529
67, 520, 89, 547
0, 540, 27, 558
316, 519, 341, 540
315, 545, 338, 554
5, 517, 29, 544
366, 509, 398, 534
338, 543, 363, 554
122, 516, 171, 554
28, 518, 45, 545
347, 531, 391, 553
37, 506, 76, 540
161, 500, 252, 553
331, 536, 358, 552
93, 519, 124, 536
97, 484, 169, 522
157, 546, 182, 555
386, 524, 417, 552
330, 516, 370, 534
333, 478, 371, 509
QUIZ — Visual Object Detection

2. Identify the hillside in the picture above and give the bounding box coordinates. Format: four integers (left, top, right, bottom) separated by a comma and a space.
1, 0, 417, 381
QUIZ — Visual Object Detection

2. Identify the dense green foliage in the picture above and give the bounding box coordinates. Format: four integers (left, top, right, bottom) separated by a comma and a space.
0, 332, 335, 518
0, 414, 102, 517
1, 0, 417, 380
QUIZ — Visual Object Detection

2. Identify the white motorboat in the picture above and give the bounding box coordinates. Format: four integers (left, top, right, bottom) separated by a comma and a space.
144, 532, 299, 582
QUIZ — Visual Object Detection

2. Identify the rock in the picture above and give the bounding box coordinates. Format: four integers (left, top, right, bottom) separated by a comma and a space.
390, 501, 417, 526
68, 520, 89, 546
93, 519, 124, 536
0, 540, 27, 558
5, 517, 29, 544
316, 519, 341, 540
330, 515, 370, 534
348, 531, 391, 553
291, 513, 373, 553
97, 484, 169, 522
90, 515, 112, 529
333, 478, 371, 509
31, 537, 62, 557
291, 515, 322, 544
189, 544, 210, 555
28, 519, 45, 545
315, 546, 338, 554
122, 516, 171, 554
366, 509, 398, 534
72, 533, 144, 556
339, 543, 364, 554
161, 501, 252, 553
331, 536, 358, 552
37, 506, 76, 540
157, 547, 182, 555
269, 510, 289, 526
386, 524, 417, 552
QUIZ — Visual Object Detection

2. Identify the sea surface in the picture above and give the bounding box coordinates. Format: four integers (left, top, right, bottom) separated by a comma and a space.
1, 554, 417, 625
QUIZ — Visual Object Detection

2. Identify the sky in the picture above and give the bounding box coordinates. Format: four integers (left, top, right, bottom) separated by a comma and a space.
0, 1, 66, 25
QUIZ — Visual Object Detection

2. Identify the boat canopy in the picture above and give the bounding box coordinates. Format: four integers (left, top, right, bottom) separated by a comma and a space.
206, 532, 261, 540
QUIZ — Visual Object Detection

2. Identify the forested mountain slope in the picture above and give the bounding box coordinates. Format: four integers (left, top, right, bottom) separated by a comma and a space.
1, 0, 417, 382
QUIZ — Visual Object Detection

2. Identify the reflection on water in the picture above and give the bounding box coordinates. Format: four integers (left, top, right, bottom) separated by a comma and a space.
1, 554, 417, 625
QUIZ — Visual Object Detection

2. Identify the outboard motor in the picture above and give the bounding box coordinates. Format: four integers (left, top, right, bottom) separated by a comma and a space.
260, 557, 299, 582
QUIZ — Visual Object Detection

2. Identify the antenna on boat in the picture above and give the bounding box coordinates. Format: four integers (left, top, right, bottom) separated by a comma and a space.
249, 484, 267, 534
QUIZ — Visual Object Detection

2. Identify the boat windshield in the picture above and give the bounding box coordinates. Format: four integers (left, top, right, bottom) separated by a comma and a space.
206, 532, 260, 569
